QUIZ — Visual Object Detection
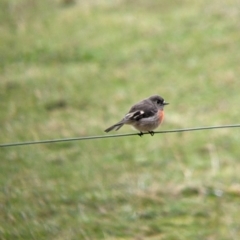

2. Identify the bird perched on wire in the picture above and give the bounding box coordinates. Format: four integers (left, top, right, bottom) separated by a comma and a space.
104, 95, 169, 136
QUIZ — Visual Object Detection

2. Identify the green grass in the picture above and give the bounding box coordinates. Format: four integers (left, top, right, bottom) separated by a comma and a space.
1, 0, 240, 239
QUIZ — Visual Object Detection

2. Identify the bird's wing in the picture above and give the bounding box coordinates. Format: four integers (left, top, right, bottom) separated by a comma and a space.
125, 100, 157, 121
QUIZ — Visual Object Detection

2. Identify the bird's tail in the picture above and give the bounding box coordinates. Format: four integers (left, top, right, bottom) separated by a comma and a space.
104, 121, 124, 132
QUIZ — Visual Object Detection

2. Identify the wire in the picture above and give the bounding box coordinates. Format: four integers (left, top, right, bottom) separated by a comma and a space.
0, 124, 240, 148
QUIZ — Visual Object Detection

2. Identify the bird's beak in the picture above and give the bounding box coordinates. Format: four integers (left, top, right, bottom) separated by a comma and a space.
163, 102, 169, 105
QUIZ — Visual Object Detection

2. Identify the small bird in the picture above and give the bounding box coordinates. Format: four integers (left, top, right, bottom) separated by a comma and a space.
104, 95, 169, 136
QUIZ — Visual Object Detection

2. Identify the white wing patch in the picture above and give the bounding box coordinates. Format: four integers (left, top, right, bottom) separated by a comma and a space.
130, 110, 145, 120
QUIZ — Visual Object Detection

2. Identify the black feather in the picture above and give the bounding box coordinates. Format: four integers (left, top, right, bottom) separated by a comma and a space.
129, 109, 156, 121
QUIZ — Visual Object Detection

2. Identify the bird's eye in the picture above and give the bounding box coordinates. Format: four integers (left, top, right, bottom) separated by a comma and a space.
157, 99, 162, 104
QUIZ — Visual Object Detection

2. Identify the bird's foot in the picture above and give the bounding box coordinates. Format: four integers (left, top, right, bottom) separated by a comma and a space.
138, 132, 144, 137
149, 131, 155, 136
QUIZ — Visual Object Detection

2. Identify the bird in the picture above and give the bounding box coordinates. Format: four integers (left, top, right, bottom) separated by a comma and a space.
104, 95, 169, 136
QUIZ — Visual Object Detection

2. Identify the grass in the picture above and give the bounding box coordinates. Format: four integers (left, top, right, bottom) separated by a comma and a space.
1, 0, 240, 239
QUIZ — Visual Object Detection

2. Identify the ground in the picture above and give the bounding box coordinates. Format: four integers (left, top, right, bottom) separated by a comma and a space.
1, 0, 240, 239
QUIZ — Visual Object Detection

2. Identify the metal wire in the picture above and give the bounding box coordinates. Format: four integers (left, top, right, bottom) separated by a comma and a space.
0, 124, 240, 148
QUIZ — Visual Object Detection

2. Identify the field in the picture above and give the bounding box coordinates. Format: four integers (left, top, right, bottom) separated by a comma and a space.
1, 0, 240, 239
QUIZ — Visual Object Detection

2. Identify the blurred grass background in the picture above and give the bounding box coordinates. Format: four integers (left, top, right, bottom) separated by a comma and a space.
1, 0, 240, 239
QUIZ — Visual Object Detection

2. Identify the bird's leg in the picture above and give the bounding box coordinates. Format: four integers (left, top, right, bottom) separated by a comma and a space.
149, 131, 155, 136
138, 132, 144, 137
